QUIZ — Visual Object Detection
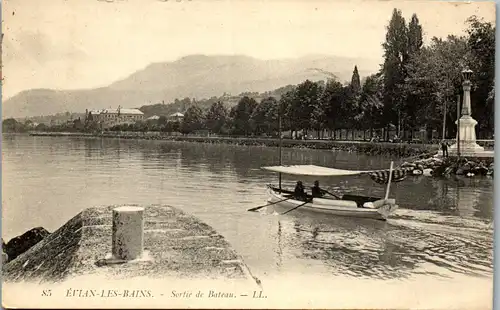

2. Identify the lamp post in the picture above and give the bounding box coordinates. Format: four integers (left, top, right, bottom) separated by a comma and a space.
442, 100, 446, 140
456, 68, 472, 160
461, 68, 473, 116
442, 73, 449, 141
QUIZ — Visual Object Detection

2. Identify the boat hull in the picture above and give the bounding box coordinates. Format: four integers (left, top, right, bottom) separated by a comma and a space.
267, 188, 398, 220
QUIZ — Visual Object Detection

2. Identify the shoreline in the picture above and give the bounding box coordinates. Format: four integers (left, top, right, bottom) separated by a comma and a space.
25, 131, 445, 157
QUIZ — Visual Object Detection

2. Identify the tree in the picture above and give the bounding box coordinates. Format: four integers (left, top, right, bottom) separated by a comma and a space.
165, 120, 180, 133
466, 15, 495, 137
205, 101, 229, 135
230, 96, 258, 135
405, 35, 471, 137
131, 121, 148, 132
2, 118, 25, 132
357, 74, 384, 136
251, 97, 278, 135
383, 9, 409, 64
181, 105, 205, 134
382, 8, 409, 137
35, 123, 48, 131
407, 14, 423, 57
288, 80, 322, 135
279, 90, 295, 136
350, 66, 361, 95
318, 79, 345, 137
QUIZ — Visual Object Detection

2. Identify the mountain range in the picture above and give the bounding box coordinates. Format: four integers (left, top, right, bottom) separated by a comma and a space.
3, 54, 379, 118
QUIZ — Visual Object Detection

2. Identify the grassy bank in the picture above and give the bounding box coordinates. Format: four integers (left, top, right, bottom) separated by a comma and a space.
29, 131, 442, 157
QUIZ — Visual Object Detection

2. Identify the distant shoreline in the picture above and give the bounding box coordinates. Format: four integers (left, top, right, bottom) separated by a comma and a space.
23, 131, 445, 158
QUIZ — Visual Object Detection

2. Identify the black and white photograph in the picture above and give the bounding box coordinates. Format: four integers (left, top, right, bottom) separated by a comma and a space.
1, 0, 496, 308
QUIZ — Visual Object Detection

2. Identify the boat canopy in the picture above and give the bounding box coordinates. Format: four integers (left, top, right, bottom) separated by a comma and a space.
261, 165, 374, 177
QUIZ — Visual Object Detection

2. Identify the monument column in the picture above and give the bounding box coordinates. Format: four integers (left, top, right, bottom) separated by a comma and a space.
448, 68, 484, 156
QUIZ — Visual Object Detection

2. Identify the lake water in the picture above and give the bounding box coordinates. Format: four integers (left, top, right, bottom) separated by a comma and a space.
2, 134, 494, 306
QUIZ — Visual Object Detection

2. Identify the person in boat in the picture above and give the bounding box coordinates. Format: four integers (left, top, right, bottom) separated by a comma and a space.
311, 180, 326, 198
294, 181, 308, 201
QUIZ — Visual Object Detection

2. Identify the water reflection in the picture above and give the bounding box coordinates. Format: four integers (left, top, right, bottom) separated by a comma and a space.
2, 135, 494, 283
31, 136, 495, 220
393, 176, 495, 221
452, 177, 494, 219
276, 221, 283, 270
274, 213, 493, 280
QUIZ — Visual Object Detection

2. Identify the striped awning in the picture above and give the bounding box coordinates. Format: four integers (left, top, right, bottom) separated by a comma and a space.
368, 168, 411, 184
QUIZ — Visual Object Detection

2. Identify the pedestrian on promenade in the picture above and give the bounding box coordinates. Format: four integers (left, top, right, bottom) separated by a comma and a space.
441, 140, 449, 157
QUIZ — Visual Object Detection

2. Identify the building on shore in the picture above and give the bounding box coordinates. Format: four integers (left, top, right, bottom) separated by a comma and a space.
220, 93, 266, 106
86, 106, 144, 129
146, 115, 160, 121
168, 112, 184, 122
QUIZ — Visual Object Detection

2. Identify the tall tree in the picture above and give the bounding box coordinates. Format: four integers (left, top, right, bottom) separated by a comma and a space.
405, 35, 470, 137
383, 9, 409, 64
382, 8, 409, 137
466, 15, 495, 137
350, 66, 361, 94
407, 14, 423, 57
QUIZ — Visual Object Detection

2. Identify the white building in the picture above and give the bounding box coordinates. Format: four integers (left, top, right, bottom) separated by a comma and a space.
146, 115, 160, 121
168, 112, 184, 122
88, 107, 144, 128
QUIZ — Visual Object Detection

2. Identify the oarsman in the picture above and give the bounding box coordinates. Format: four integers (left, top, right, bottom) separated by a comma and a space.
311, 180, 326, 198
294, 181, 307, 201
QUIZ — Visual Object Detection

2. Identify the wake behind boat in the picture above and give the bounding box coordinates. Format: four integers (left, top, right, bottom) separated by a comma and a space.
260, 164, 405, 221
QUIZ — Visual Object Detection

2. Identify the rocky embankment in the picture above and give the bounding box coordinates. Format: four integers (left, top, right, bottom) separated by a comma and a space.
2, 227, 51, 264
3, 204, 258, 285
401, 155, 494, 178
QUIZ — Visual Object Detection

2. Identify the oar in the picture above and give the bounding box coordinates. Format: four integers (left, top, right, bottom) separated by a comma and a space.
247, 197, 292, 212
322, 189, 341, 199
281, 199, 311, 215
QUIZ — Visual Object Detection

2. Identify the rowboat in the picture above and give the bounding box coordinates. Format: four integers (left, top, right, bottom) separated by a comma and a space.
251, 109, 404, 221
260, 164, 403, 221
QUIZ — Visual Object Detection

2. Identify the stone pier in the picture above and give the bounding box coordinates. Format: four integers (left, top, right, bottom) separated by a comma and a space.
2, 204, 258, 285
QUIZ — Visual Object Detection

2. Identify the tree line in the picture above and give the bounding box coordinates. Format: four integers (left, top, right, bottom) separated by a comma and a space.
3, 10, 494, 141
157, 10, 495, 140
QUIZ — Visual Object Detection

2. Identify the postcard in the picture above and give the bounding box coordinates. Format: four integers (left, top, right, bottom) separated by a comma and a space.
1, 0, 495, 308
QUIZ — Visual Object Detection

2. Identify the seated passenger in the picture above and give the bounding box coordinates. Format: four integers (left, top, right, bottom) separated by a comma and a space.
311, 180, 325, 198
294, 181, 307, 200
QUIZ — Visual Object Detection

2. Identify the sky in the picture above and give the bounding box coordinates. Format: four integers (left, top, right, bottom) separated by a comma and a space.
2, 0, 495, 99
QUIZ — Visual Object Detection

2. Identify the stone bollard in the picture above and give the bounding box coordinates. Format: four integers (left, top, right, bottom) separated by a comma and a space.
112, 206, 144, 261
